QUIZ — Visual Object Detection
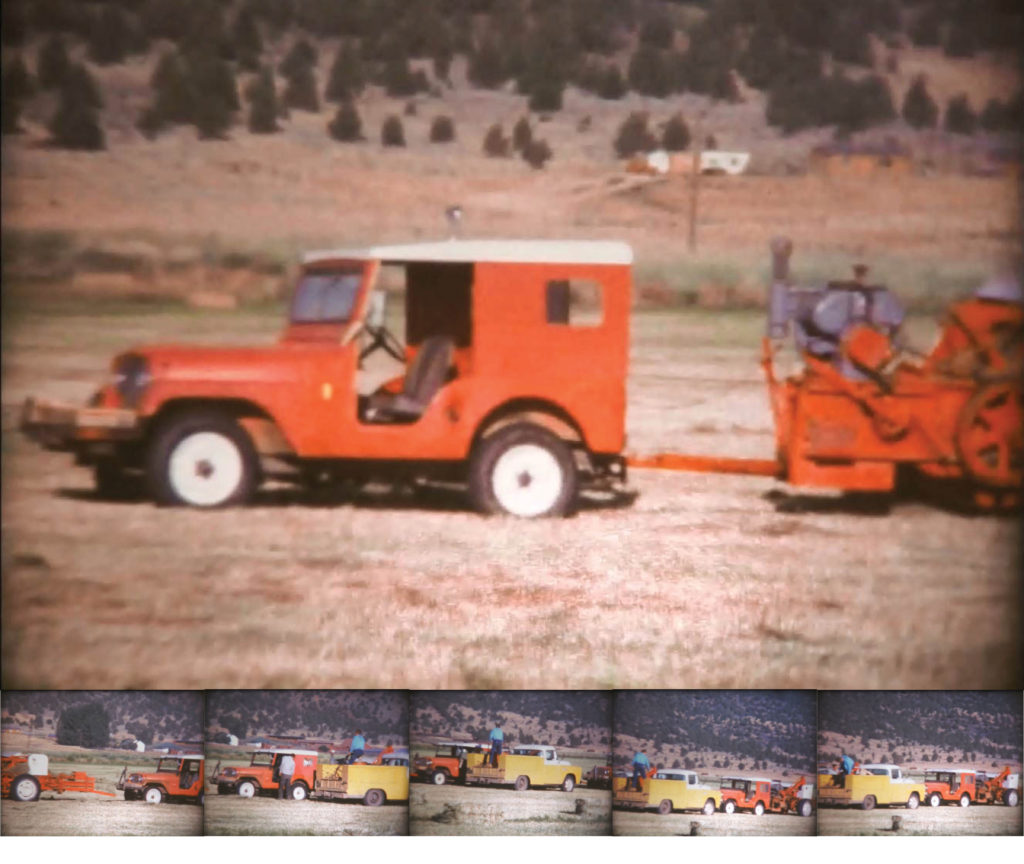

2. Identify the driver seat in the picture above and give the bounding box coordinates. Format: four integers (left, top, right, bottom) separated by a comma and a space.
362, 335, 454, 423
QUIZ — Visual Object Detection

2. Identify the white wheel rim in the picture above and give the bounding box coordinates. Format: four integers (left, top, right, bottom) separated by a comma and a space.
238, 782, 255, 798
491, 444, 563, 517
433, 773, 445, 785
960, 796, 969, 807
15, 779, 36, 800
930, 795, 939, 807
292, 785, 307, 800
145, 788, 161, 804
168, 431, 243, 507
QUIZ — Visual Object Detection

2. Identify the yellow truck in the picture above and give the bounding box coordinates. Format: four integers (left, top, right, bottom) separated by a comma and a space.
818, 763, 925, 811
313, 752, 409, 806
612, 769, 720, 815
464, 746, 582, 792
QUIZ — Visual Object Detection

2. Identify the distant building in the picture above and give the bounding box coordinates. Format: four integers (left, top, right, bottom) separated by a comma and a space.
626, 150, 751, 176
809, 139, 913, 178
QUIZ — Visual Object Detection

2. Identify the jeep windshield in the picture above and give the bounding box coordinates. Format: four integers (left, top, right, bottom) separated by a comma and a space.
156, 758, 181, 773
291, 268, 363, 323
250, 752, 275, 767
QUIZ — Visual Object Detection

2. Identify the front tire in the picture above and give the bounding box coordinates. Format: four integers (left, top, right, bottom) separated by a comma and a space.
1005, 789, 1020, 807
144, 786, 164, 805
928, 792, 941, 807
148, 411, 258, 508
722, 799, 736, 814
907, 793, 920, 810
236, 780, 257, 799
798, 799, 813, 817
469, 424, 578, 518
11, 775, 41, 802
432, 770, 448, 786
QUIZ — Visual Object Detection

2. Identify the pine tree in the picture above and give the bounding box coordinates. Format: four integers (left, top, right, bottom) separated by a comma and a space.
661, 112, 691, 151
381, 115, 405, 147
279, 38, 318, 80
528, 78, 564, 113
614, 112, 657, 158
246, 66, 279, 133
902, 76, 938, 129
38, 34, 71, 90
944, 93, 977, 135
522, 138, 552, 169
429, 115, 455, 143
56, 702, 110, 748
283, 62, 319, 112
598, 64, 626, 100
325, 42, 364, 103
186, 48, 237, 139
327, 101, 363, 142
482, 123, 510, 157
468, 36, 507, 89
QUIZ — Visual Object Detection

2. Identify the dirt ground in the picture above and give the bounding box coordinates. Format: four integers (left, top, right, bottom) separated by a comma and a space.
1, 301, 1019, 691
0, 760, 201, 836
613, 808, 814, 836
409, 782, 609, 835
818, 805, 1022, 836
203, 793, 407, 835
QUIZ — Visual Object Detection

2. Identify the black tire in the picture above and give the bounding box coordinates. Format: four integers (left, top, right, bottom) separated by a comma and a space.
144, 786, 165, 805
432, 770, 448, 786
753, 801, 765, 816
468, 423, 578, 518
562, 774, 576, 793
959, 793, 970, 808
702, 799, 716, 816
364, 788, 385, 807
657, 799, 672, 815
1004, 789, 1020, 807
236, 779, 258, 799
798, 799, 813, 817
197, 792, 205, 806
862, 795, 876, 811
722, 799, 736, 814
289, 782, 309, 801
906, 793, 920, 810
147, 410, 258, 508
217, 784, 231, 795
928, 792, 941, 807
513, 775, 530, 792
10, 774, 41, 802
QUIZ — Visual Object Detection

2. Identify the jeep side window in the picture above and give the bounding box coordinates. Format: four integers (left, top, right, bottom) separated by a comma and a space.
545, 279, 604, 327
292, 270, 363, 323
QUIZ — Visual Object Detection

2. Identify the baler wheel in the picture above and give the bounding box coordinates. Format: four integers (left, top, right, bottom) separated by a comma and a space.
956, 382, 1022, 491
11, 774, 41, 802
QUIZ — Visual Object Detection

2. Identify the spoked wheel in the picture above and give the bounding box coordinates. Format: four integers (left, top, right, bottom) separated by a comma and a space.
956, 383, 1022, 496
469, 424, 578, 518
148, 411, 258, 508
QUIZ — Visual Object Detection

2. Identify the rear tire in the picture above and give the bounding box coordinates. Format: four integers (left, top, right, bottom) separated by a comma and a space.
959, 793, 970, 808
469, 424, 577, 518
798, 799, 813, 817
753, 801, 765, 816
862, 795, 876, 811
364, 788, 385, 807
906, 793, 920, 810
657, 799, 672, 815
290, 782, 308, 801
148, 410, 258, 508
513, 775, 530, 792
1005, 789, 1020, 807
928, 792, 941, 807
236, 780, 257, 799
11, 775, 41, 802
722, 799, 736, 814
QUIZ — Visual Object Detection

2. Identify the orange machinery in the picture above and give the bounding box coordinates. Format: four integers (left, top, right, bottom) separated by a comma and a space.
630, 238, 1022, 511
2, 753, 116, 802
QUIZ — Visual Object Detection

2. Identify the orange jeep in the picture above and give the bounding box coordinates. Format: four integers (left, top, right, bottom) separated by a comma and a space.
720, 776, 772, 814
411, 741, 491, 785
210, 748, 319, 800
924, 768, 977, 807
21, 240, 633, 517
116, 754, 205, 804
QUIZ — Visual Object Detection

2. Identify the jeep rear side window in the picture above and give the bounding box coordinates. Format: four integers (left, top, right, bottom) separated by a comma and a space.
292, 270, 363, 323
546, 279, 603, 327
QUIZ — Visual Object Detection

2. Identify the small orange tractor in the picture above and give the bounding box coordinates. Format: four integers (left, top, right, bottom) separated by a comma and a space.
117, 753, 205, 804
770, 776, 815, 816
630, 238, 1022, 511
974, 766, 1021, 806
3, 753, 115, 802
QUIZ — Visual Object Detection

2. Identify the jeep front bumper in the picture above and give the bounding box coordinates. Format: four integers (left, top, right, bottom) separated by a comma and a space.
20, 397, 140, 451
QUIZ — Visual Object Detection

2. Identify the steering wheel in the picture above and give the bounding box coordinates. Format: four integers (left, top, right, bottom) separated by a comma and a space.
359, 324, 405, 364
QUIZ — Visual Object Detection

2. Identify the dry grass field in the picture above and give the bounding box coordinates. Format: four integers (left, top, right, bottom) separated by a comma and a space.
1, 298, 1019, 691
203, 793, 407, 836
0, 758, 201, 836
613, 808, 814, 836
409, 783, 609, 835
818, 805, 1022, 836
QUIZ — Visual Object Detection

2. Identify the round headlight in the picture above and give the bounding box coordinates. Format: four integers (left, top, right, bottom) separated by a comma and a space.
113, 354, 150, 408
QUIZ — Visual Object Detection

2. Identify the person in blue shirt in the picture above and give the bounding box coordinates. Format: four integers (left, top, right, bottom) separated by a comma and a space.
834, 753, 855, 786
631, 751, 651, 791
348, 730, 366, 764
488, 724, 504, 768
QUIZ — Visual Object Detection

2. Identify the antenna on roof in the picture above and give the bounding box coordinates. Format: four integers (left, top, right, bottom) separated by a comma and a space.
445, 205, 463, 239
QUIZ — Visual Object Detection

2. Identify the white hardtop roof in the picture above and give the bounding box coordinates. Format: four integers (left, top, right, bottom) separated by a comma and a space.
303, 239, 634, 267
157, 753, 204, 760
927, 767, 976, 774
514, 744, 557, 750
437, 741, 489, 747
256, 748, 319, 756
722, 775, 772, 782
658, 769, 695, 777
863, 763, 901, 770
